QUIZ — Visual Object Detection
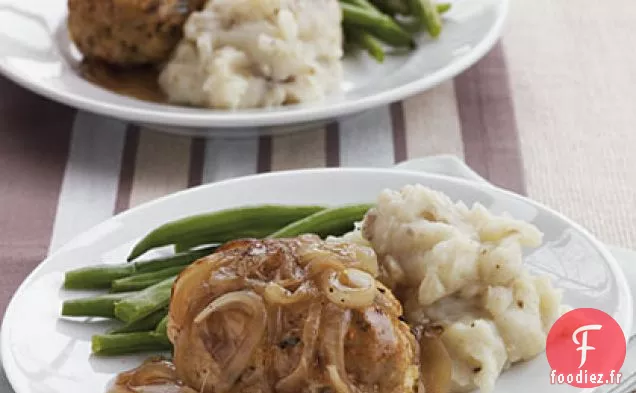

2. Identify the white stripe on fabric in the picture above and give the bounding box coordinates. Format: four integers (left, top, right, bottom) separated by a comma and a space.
202, 138, 259, 183
337, 106, 394, 167
48, 112, 126, 253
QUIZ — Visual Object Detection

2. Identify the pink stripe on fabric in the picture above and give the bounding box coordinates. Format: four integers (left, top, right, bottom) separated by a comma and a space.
454, 42, 527, 195
257, 136, 272, 173
325, 122, 340, 167
390, 102, 407, 163
114, 125, 140, 214
188, 137, 205, 187
0, 77, 75, 315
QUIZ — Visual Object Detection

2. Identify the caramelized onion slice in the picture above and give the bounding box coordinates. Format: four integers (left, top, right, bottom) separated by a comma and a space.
275, 303, 322, 392
305, 257, 346, 277
323, 268, 376, 308
263, 281, 312, 305
194, 291, 261, 324
300, 241, 379, 277
322, 307, 354, 393
352, 245, 379, 277
327, 365, 351, 393
133, 386, 197, 393
108, 360, 196, 393
127, 360, 177, 386
419, 327, 452, 393
193, 291, 267, 393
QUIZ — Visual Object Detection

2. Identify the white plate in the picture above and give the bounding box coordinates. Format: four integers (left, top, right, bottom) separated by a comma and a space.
0, 0, 507, 135
2, 168, 631, 393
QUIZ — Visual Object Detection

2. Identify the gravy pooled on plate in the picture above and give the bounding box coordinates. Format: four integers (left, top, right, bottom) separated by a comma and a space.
79, 61, 166, 103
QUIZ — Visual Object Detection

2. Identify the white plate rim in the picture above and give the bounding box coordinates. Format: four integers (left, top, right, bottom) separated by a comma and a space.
0, 0, 508, 128
2, 166, 631, 393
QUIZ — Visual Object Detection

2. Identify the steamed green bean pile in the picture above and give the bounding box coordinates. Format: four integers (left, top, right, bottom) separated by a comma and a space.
341, 0, 451, 62
60, 203, 372, 356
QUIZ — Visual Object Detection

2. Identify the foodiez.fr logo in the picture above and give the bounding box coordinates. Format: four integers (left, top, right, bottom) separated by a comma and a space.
546, 308, 627, 388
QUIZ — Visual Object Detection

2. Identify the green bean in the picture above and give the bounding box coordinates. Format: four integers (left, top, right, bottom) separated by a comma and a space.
114, 277, 176, 323
134, 247, 216, 272
340, 2, 415, 48
269, 204, 373, 239
61, 292, 134, 318
341, 0, 382, 12
407, 0, 443, 37
63, 247, 216, 290
127, 205, 325, 261
109, 308, 168, 334
350, 29, 386, 62
423, 1, 443, 37
371, 0, 410, 15
173, 243, 191, 253
64, 265, 135, 290
91, 331, 171, 356
436, 2, 451, 13
396, 18, 423, 33
111, 266, 185, 293
155, 315, 169, 336
172, 226, 281, 253
394, 5, 448, 34
343, 38, 359, 53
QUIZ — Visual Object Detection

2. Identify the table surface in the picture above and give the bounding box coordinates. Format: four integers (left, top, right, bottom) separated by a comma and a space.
1, 0, 635, 317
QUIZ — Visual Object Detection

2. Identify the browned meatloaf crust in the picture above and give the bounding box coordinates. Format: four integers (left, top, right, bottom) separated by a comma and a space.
68, 0, 206, 66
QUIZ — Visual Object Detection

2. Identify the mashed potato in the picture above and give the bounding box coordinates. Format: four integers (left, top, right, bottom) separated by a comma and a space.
358, 185, 567, 393
158, 0, 343, 109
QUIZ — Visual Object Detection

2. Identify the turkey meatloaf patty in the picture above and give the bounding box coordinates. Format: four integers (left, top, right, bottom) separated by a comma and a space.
68, 0, 206, 66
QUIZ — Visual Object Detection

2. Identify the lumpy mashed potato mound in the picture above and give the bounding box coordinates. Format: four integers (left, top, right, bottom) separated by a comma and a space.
158, 0, 343, 109
359, 185, 566, 393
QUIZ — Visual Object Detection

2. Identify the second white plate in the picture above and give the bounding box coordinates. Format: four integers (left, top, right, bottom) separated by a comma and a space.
0, 0, 507, 135
1, 168, 632, 393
